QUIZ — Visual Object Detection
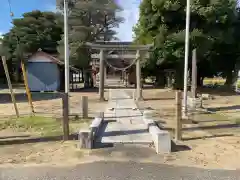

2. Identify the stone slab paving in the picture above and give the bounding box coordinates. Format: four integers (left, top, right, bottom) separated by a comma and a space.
99, 89, 152, 144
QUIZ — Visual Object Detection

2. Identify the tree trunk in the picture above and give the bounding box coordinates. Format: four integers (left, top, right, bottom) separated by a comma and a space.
230, 70, 239, 88
155, 71, 165, 87
197, 75, 204, 87
89, 72, 93, 88
173, 63, 184, 90
83, 70, 94, 88
83, 69, 90, 88
196, 64, 204, 87
224, 70, 233, 87
81, 69, 84, 82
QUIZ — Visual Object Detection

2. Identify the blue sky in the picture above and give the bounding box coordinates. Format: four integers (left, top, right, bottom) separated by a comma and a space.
0, 0, 141, 41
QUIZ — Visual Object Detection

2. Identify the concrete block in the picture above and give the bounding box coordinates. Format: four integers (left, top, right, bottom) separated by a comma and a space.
90, 117, 103, 137
82, 96, 88, 118
78, 129, 92, 149
149, 124, 171, 154
187, 97, 202, 109
90, 117, 102, 128
155, 130, 171, 154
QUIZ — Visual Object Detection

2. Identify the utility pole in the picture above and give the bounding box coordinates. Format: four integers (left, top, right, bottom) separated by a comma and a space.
183, 0, 191, 118
63, 0, 70, 140
64, 0, 69, 94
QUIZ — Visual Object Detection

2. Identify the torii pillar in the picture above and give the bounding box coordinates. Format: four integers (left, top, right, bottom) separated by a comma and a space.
136, 50, 143, 101
99, 49, 105, 101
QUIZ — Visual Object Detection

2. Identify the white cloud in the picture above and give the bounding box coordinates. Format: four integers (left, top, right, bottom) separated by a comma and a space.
0, 32, 3, 39
115, 0, 141, 41
45, 3, 57, 12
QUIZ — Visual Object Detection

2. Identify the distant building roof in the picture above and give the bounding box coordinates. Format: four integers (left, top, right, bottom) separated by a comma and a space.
28, 50, 79, 72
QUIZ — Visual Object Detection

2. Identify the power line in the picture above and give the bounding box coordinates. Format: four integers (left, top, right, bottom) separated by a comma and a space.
7, 0, 14, 18
7, 0, 20, 44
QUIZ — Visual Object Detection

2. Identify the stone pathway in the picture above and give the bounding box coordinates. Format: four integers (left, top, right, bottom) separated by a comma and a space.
98, 89, 152, 144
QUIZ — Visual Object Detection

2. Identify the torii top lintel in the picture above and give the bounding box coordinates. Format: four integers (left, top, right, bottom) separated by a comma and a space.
85, 42, 153, 51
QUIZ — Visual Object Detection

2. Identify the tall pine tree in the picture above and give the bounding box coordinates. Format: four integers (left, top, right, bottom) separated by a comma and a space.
57, 0, 123, 87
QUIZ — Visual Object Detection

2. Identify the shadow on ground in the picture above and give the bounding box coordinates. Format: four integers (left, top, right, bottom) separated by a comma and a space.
161, 124, 239, 134
197, 86, 239, 96
104, 85, 159, 89
207, 105, 240, 112
70, 87, 99, 93
94, 120, 115, 149
91, 143, 158, 159
0, 133, 78, 146
143, 97, 175, 101
0, 135, 31, 140
0, 92, 62, 104
103, 129, 149, 137
182, 133, 234, 141
171, 141, 191, 152
184, 123, 240, 131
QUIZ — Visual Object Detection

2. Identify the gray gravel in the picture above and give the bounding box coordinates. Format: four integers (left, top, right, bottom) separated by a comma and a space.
0, 161, 239, 180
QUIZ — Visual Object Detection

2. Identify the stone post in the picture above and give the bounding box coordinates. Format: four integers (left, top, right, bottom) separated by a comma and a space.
99, 49, 105, 101
62, 93, 70, 140
175, 91, 182, 141
82, 96, 88, 118
191, 49, 197, 98
125, 71, 128, 87
78, 130, 92, 149
136, 50, 143, 101
167, 72, 171, 88
104, 66, 107, 81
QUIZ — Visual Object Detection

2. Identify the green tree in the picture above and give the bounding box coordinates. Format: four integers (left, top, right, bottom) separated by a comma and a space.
134, 0, 239, 88
57, 0, 123, 87
208, 7, 240, 87
1, 10, 63, 82
2, 10, 63, 56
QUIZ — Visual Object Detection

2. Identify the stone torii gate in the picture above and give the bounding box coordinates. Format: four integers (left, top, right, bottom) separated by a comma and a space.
86, 42, 152, 101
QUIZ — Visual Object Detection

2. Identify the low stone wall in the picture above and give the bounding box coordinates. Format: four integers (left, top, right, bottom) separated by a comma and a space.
78, 112, 104, 149
143, 110, 171, 154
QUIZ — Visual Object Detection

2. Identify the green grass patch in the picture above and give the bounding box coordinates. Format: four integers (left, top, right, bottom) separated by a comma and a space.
203, 78, 240, 88
203, 78, 226, 86
235, 118, 240, 124
0, 116, 91, 137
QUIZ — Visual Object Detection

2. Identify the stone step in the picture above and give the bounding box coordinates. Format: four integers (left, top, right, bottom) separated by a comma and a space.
99, 89, 152, 145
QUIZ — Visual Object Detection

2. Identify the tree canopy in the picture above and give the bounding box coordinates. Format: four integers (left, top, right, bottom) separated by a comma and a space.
1, 10, 63, 59
56, 0, 123, 87
134, 0, 240, 87
57, 0, 123, 68
1, 0, 123, 86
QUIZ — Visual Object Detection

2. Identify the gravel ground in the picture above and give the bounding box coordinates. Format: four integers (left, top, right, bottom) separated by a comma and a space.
0, 91, 108, 118
0, 161, 239, 180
